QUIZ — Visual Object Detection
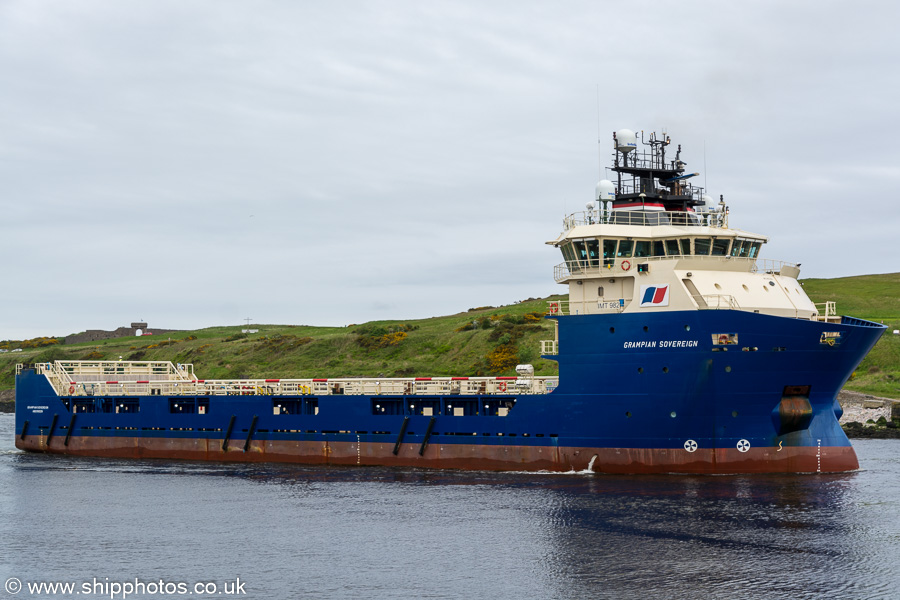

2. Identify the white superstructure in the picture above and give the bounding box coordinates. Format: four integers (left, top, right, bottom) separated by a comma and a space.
546, 130, 833, 322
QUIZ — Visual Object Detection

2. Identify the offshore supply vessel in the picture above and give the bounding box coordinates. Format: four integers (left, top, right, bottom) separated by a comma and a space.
14, 129, 886, 473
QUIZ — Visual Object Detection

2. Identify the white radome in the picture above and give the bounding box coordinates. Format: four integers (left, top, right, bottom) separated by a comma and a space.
616, 129, 637, 153
596, 179, 616, 201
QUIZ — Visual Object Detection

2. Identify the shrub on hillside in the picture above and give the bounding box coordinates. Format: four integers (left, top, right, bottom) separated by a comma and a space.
256, 335, 313, 351
358, 331, 408, 349
355, 324, 416, 349
486, 344, 519, 374
0, 336, 61, 350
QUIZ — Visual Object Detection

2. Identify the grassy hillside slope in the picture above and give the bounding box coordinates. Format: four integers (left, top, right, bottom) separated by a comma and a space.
0, 296, 564, 391
800, 273, 900, 398
2, 273, 898, 399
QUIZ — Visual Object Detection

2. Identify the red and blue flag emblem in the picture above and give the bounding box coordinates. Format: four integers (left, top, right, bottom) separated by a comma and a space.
640, 284, 670, 307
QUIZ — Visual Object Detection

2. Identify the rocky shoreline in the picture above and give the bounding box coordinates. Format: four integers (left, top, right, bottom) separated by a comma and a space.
0, 389, 13, 413
838, 390, 900, 439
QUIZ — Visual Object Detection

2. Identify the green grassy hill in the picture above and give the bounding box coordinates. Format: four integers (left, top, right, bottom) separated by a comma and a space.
2, 272, 898, 399
0, 296, 564, 392
800, 273, 900, 398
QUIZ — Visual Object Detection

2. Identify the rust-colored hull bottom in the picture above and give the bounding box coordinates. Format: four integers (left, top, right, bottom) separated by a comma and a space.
15, 435, 859, 474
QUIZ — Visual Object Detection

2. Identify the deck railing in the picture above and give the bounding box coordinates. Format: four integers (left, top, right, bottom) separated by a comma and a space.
692, 294, 740, 310
554, 256, 799, 283
813, 301, 841, 323
546, 299, 569, 316
563, 209, 728, 231
30, 361, 557, 398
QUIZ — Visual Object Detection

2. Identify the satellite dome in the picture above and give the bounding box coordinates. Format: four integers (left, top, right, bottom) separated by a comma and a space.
616, 129, 637, 153
595, 179, 615, 201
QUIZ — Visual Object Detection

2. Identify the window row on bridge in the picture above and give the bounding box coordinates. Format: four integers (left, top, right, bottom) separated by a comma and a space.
561, 236, 763, 269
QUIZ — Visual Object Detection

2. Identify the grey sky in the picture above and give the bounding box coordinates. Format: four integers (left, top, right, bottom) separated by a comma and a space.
2, 1, 898, 340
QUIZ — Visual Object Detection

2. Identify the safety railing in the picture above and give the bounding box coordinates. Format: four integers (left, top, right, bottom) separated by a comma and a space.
53, 360, 195, 381
562, 209, 728, 231
692, 294, 740, 310
554, 256, 799, 283
32, 361, 558, 397
546, 299, 569, 316
751, 259, 800, 276
813, 301, 840, 323
540, 340, 558, 355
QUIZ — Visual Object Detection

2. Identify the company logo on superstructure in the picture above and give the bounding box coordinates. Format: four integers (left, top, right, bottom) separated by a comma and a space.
640, 285, 669, 307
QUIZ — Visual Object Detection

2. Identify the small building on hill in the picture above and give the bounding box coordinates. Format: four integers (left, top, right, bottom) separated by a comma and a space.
65, 322, 181, 345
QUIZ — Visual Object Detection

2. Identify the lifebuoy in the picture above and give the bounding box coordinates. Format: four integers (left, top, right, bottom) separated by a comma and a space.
718, 334, 729, 344
621, 260, 631, 271
68, 385, 75, 395
548, 302, 559, 315
498, 381, 508, 393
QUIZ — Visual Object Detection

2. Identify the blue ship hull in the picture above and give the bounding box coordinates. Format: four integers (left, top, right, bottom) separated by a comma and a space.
14, 311, 885, 473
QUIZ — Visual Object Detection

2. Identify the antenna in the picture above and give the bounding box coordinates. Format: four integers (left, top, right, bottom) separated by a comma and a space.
596, 85, 602, 179
704, 140, 708, 194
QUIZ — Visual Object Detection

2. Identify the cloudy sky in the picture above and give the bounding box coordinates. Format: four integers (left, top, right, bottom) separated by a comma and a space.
2, 1, 898, 340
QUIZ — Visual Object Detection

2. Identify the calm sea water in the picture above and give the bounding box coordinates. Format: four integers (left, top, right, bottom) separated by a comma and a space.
1, 413, 898, 600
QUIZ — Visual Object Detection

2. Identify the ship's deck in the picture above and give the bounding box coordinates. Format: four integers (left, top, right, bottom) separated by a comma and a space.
19, 361, 557, 397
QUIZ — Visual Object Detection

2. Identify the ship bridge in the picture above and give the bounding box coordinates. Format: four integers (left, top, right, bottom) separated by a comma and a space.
543, 129, 831, 324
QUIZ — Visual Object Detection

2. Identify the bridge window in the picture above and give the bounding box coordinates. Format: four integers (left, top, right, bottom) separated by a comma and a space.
603, 239, 618, 266
679, 238, 691, 255
634, 241, 650, 257
573, 240, 586, 266
652, 240, 665, 256
665, 239, 681, 256
586, 240, 599, 267
560, 243, 578, 270
694, 238, 711, 255
711, 238, 730, 256
747, 242, 761, 258
617, 240, 634, 258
